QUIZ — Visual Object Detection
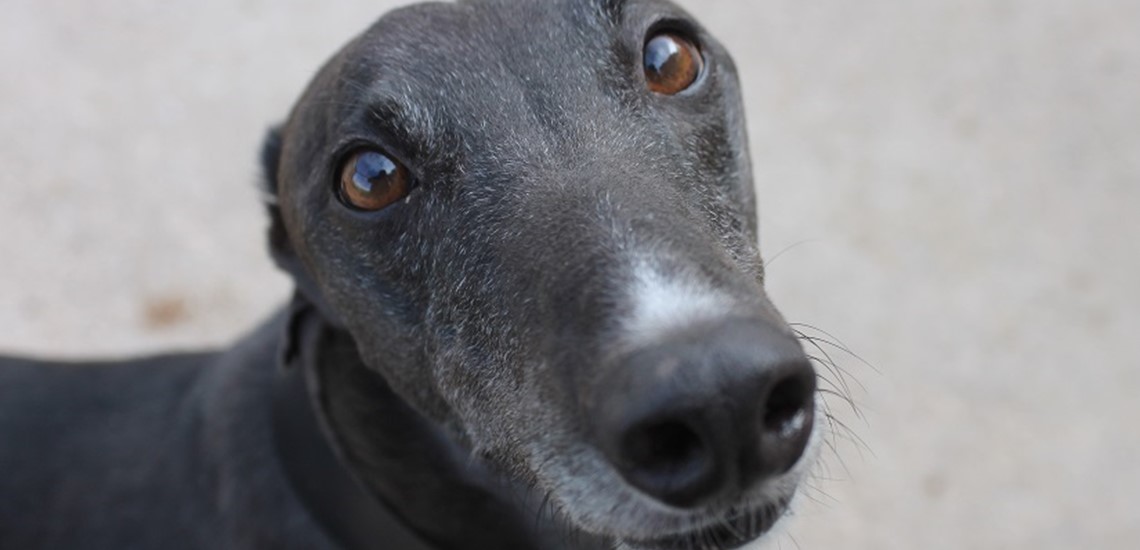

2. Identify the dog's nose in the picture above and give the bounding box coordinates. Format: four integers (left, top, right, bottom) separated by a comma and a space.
593, 319, 816, 508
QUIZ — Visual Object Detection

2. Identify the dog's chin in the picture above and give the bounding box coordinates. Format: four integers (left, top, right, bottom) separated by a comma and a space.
616, 496, 791, 550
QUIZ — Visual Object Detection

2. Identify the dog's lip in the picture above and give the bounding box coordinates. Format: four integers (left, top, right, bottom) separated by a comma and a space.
619, 497, 790, 550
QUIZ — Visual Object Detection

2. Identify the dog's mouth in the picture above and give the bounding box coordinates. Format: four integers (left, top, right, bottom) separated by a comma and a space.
620, 497, 791, 550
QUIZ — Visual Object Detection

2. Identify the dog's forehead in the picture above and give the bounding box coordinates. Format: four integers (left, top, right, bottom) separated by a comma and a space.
345, 0, 621, 123
292, 0, 700, 164
357, 0, 616, 65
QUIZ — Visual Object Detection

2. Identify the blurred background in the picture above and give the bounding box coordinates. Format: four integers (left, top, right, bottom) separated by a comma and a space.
1, 0, 1137, 548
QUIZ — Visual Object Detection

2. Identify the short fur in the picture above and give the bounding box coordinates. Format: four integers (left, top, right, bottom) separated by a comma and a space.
0, 1, 819, 548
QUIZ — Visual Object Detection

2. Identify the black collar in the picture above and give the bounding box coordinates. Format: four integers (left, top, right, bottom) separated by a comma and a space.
272, 359, 438, 550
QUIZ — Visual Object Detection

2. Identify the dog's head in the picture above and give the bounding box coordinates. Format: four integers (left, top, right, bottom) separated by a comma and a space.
263, 0, 819, 547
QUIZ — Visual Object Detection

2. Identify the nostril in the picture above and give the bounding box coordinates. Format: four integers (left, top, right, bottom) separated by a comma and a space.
595, 322, 818, 508
753, 363, 817, 479
763, 370, 815, 438
618, 418, 718, 508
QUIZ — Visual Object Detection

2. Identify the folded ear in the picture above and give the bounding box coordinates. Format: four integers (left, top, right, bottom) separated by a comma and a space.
261, 126, 294, 272
261, 126, 342, 326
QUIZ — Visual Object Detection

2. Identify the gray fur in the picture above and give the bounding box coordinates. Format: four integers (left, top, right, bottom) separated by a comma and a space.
0, 0, 818, 548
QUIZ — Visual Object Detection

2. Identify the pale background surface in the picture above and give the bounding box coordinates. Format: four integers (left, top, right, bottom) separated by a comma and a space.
1, 0, 1137, 548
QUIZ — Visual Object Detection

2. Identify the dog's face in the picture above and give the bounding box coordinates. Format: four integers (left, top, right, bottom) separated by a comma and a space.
265, 0, 818, 547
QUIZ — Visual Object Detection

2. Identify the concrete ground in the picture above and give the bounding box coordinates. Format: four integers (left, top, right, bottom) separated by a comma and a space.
1, 0, 1137, 548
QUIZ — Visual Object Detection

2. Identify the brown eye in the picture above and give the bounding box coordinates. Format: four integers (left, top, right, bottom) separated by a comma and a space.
643, 32, 703, 95
338, 149, 410, 211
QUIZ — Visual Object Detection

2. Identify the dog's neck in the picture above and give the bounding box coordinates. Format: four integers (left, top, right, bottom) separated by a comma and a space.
272, 344, 432, 549
275, 303, 595, 549
314, 329, 542, 549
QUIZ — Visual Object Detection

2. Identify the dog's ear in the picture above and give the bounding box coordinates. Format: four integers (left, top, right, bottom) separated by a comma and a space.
261, 125, 294, 270
261, 126, 341, 325
264, 130, 319, 369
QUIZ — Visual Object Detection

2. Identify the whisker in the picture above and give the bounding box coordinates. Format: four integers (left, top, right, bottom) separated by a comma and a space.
797, 331, 866, 402
789, 322, 880, 375
763, 239, 821, 268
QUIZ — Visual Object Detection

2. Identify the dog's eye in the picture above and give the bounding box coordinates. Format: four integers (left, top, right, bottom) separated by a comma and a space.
337, 149, 410, 211
643, 32, 703, 95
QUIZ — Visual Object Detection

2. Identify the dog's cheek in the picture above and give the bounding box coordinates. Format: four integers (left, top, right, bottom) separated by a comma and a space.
420, 324, 552, 461
350, 324, 457, 424
426, 337, 511, 445
311, 257, 454, 423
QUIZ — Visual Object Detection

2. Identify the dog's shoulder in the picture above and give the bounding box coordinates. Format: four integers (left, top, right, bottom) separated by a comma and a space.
0, 351, 218, 430
0, 311, 339, 549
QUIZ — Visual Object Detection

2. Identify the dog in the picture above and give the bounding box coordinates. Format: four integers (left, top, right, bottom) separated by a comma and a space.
0, 0, 822, 548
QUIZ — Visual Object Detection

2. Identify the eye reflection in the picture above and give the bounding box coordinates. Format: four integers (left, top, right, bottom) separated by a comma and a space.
643, 32, 703, 95
338, 149, 410, 211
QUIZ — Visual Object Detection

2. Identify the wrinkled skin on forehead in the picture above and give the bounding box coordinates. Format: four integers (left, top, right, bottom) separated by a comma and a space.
268, 0, 785, 537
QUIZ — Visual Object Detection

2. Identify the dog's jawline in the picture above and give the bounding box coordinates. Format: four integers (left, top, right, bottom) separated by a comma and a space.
297, 316, 611, 549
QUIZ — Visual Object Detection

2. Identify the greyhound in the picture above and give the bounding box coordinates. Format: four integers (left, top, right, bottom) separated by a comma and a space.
0, 0, 822, 548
